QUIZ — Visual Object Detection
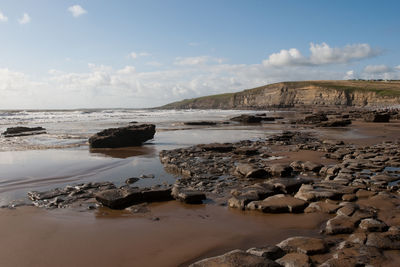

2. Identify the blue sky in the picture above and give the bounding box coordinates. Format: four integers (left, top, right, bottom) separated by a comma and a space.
0, 0, 399, 109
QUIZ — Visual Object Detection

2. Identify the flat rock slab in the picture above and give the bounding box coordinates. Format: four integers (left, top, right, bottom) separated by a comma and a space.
276, 252, 311, 267
325, 215, 355, 235
172, 186, 206, 204
304, 201, 339, 214
366, 228, 400, 250
359, 218, 388, 232
89, 124, 155, 148
247, 194, 307, 213
277, 236, 327, 255
189, 249, 281, 267
246, 246, 285, 260
3, 126, 46, 137
95, 187, 172, 209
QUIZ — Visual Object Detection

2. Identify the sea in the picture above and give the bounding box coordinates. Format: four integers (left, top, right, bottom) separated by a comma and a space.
0, 109, 281, 205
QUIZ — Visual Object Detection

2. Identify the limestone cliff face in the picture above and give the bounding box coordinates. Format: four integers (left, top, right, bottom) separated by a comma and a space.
162, 81, 400, 109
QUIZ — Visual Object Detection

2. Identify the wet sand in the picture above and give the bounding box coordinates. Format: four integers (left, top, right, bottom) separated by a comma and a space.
0, 202, 328, 267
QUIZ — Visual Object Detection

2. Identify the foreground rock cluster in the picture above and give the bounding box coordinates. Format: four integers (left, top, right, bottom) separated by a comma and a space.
159, 129, 400, 266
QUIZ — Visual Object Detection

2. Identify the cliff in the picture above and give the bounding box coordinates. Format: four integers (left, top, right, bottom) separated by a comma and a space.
161, 80, 400, 109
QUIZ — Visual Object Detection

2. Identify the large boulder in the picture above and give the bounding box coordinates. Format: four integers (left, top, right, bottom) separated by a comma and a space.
89, 124, 155, 148
2, 126, 46, 137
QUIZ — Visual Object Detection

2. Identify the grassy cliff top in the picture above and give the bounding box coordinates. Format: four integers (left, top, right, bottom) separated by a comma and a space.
161, 80, 400, 108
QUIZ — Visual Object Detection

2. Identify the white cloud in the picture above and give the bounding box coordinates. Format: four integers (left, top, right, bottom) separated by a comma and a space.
360, 64, 400, 80
263, 42, 380, 67
174, 56, 224, 66
129, 52, 151, 59
344, 70, 355, 80
0, 11, 8, 22
363, 64, 391, 74
68, 5, 87, 17
18, 13, 31, 24
262, 48, 308, 66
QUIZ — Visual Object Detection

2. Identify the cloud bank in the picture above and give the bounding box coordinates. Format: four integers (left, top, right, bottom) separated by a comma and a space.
0, 42, 393, 109
263, 42, 380, 66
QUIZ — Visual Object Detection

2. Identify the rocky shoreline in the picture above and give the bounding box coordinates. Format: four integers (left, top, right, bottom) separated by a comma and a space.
2, 108, 400, 266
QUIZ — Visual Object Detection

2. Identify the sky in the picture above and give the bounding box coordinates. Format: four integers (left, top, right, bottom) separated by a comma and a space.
0, 0, 400, 109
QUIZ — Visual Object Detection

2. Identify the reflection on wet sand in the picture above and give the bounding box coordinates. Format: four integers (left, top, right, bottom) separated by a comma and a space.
89, 145, 157, 159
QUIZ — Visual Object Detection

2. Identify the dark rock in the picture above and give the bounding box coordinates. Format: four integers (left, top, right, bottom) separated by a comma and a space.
95, 187, 172, 209
199, 143, 234, 152
89, 124, 155, 148
317, 119, 352, 127
230, 115, 263, 123
303, 113, 328, 124
142, 188, 173, 202
95, 188, 143, 209
184, 121, 217, 126
125, 177, 140, 184
364, 112, 390, 123
3, 126, 46, 137
234, 148, 259, 156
